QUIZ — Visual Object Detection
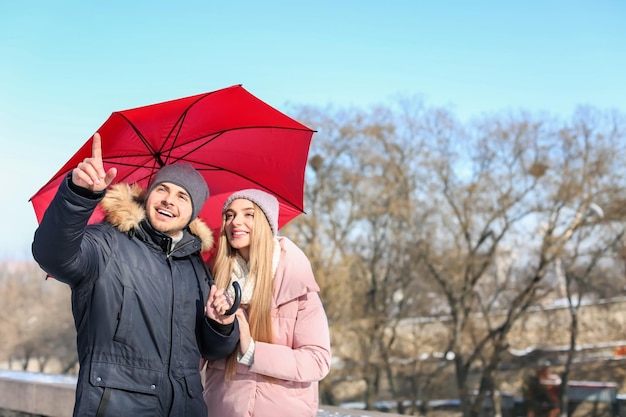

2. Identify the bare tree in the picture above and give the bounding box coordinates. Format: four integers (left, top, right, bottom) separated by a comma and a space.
0, 261, 76, 374
413, 108, 626, 417
290, 100, 446, 409
411, 114, 551, 416
288, 101, 626, 415
547, 107, 626, 417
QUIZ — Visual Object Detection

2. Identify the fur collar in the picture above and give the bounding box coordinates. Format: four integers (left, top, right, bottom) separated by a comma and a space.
100, 183, 214, 253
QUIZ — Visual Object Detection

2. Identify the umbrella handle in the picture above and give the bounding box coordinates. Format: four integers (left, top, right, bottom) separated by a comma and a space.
223, 281, 241, 316
199, 254, 241, 316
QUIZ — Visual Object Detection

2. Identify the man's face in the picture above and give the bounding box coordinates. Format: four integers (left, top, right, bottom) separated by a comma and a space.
145, 182, 193, 237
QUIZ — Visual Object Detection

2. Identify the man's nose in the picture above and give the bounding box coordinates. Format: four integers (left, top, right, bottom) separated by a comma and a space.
162, 193, 175, 204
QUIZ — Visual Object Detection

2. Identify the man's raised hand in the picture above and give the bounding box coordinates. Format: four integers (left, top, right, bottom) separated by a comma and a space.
71, 132, 117, 192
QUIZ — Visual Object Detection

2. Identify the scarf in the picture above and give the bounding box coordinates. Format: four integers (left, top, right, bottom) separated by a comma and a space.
227, 238, 281, 304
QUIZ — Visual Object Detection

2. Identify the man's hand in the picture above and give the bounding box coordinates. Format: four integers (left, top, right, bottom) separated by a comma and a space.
71, 132, 117, 192
205, 285, 236, 325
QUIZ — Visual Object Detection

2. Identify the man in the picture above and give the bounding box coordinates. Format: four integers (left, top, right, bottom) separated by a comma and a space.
32, 133, 239, 417
522, 360, 561, 417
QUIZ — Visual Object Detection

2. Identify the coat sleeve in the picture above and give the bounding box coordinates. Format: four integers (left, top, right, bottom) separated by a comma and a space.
196, 270, 240, 361
198, 317, 240, 361
249, 291, 331, 382
31, 174, 105, 287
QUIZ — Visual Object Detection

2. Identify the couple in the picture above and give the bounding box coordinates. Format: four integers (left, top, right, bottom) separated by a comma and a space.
32, 133, 331, 417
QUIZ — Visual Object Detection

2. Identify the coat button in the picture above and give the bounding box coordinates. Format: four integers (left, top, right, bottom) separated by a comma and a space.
150, 384, 156, 390
96, 377, 102, 382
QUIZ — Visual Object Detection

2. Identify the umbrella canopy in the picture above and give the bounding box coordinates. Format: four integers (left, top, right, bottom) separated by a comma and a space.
30, 85, 314, 245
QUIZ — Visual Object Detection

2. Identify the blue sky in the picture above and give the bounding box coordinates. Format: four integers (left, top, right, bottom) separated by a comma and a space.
1, 1, 625, 260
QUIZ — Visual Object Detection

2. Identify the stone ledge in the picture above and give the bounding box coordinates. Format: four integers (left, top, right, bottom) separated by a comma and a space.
0, 370, 402, 417
0, 371, 75, 417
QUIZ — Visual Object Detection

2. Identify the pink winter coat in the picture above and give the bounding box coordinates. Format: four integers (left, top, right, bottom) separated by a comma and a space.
202, 237, 332, 417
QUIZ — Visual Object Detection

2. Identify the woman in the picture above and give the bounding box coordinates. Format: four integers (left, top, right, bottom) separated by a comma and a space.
202, 189, 331, 417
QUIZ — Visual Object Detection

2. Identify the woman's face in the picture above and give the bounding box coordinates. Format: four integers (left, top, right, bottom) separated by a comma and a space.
224, 198, 255, 261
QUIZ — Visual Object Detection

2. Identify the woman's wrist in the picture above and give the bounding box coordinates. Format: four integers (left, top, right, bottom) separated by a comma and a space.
237, 338, 255, 366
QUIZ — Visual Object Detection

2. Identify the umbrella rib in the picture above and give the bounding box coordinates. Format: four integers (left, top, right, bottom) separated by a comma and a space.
194, 165, 305, 212
117, 87, 313, 168
163, 126, 314, 163
158, 90, 315, 165
171, 129, 309, 172
115, 112, 165, 166
160, 92, 214, 164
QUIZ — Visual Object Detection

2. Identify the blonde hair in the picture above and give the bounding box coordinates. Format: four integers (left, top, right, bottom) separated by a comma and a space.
212, 201, 276, 379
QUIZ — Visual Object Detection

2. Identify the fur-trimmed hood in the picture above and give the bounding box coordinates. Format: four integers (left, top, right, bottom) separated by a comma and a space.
100, 183, 214, 253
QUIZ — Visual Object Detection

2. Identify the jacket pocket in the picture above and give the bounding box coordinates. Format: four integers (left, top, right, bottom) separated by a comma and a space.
184, 373, 202, 398
88, 362, 162, 416
90, 361, 162, 395
183, 373, 207, 415
113, 286, 137, 345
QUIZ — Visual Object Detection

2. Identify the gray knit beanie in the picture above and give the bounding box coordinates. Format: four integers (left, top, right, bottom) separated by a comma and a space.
223, 189, 279, 236
147, 163, 209, 222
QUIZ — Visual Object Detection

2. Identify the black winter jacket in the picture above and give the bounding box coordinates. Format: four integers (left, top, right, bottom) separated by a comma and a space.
32, 176, 239, 417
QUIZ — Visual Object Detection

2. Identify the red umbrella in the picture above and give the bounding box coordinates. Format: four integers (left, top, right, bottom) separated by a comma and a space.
30, 85, 314, 247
